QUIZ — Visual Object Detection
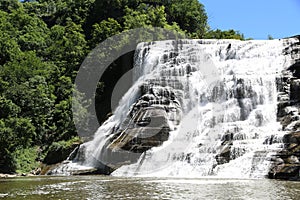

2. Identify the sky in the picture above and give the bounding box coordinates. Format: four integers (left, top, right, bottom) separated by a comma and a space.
200, 0, 300, 39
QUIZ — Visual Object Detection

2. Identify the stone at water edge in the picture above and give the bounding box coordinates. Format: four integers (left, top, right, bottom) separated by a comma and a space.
43, 142, 81, 165
269, 132, 300, 180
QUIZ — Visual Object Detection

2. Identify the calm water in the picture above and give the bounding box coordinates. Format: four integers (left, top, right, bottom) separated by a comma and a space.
0, 176, 299, 200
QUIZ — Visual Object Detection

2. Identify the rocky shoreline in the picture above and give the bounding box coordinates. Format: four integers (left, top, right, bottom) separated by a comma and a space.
0, 173, 36, 178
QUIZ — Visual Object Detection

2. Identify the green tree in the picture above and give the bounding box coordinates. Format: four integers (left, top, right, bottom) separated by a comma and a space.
123, 4, 168, 29
205, 29, 245, 40
4, 76, 56, 144
25, 0, 94, 26
0, 51, 56, 84
0, 10, 21, 65
8, 7, 50, 53
0, 0, 20, 13
46, 20, 88, 77
0, 97, 21, 119
90, 18, 121, 45
165, 0, 208, 38
0, 118, 35, 173
268, 34, 274, 40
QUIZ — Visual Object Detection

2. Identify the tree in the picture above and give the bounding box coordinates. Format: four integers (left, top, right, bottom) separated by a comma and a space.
4, 75, 56, 144
0, 51, 56, 84
90, 18, 121, 46
0, 10, 21, 65
165, 0, 208, 38
8, 7, 50, 53
0, 97, 20, 119
0, 118, 35, 173
268, 34, 274, 40
46, 20, 88, 77
123, 4, 168, 29
204, 29, 245, 40
0, 0, 20, 13
25, 0, 95, 26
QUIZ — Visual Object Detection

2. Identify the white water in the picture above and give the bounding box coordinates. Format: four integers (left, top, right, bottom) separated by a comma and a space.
53, 39, 296, 178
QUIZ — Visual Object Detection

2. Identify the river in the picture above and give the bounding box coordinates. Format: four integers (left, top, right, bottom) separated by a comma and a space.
0, 176, 299, 199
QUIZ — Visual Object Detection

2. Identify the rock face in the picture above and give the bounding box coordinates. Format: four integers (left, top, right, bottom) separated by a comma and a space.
268, 132, 300, 180
95, 82, 181, 171
43, 142, 80, 165
108, 107, 170, 152
269, 35, 300, 180
215, 133, 233, 165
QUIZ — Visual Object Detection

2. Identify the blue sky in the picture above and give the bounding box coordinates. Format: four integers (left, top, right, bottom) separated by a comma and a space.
200, 0, 300, 39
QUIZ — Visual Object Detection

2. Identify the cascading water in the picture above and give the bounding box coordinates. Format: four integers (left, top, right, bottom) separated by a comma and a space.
51, 38, 298, 178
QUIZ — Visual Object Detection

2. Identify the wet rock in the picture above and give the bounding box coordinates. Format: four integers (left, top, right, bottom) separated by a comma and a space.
290, 79, 300, 105
269, 132, 300, 180
216, 142, 232, 165
93, 82, 182, 171
0, 174, 17, 178
108, 107, 171, 153
283, 132, 300, 145
43, 142, 81, 165
71, 168, 111, 176
277, 41, 300, 130
21, 173, 27, 177
268, 164, 300, 181
216, 132, 234, 165
30, 167, 41, 175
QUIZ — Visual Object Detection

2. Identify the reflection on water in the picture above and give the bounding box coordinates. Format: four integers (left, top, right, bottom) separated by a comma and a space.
0, 176, 299, 200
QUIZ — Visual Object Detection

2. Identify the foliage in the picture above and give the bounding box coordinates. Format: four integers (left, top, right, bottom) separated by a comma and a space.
204, 29, 245, 40
13, 147, 40, 174
0, 0, 20, 13
46, 21, 88, 77
268, 34, 274, 40
123, 4, 168, 29
48, 137, 82, 152
0, 118, 36, 173
165, 0, 208, 38
90, 18, 121, 47
0, 96, 20, 118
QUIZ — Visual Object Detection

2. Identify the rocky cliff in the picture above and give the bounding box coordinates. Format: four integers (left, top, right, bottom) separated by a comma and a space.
94, 77, 182, 171
269, 35, 300, 180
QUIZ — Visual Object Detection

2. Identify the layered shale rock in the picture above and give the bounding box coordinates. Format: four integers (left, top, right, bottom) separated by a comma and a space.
270, 35, 300, 180
95, 81, 182, 171
268, 132, 300, 180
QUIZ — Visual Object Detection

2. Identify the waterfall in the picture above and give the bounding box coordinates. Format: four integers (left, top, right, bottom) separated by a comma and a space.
51, 38, 297, 178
